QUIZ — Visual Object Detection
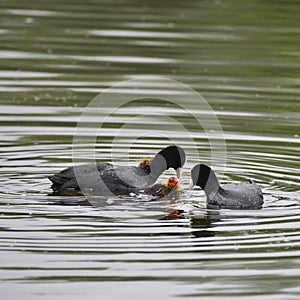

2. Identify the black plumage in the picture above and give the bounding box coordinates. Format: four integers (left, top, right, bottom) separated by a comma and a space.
191, 164, 263, 209
49, 145, 185, 196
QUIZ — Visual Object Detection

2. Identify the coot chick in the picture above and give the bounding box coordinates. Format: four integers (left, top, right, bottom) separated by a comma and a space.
49, 145, 186, 195
144, 176, 181, 200
190, 164, 263, 209
138, 158, 151, 174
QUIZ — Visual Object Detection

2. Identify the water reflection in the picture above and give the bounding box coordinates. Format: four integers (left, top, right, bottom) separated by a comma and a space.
47, 189, 300, 243
0, 0, 300, 298
90, 29, 241, 41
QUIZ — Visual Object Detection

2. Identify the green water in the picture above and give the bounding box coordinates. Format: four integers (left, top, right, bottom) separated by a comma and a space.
0, 1, 300, 299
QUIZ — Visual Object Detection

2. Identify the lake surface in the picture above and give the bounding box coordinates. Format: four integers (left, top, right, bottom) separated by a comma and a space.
0, 1, 300, 299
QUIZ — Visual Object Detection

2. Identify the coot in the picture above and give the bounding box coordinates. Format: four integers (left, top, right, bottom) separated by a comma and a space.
49, 145, 186, 195
190, 164, 263, 209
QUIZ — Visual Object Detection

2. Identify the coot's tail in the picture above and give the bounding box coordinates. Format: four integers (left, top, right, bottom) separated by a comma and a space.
48, 166, 78, 191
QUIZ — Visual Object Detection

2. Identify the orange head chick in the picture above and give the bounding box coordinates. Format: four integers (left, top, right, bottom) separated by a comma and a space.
138, 158, 151, 174
164, 177, 180, 190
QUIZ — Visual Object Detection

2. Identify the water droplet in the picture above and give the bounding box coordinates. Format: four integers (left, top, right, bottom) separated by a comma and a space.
106, 199, 114, 204
25, 17, 33, 24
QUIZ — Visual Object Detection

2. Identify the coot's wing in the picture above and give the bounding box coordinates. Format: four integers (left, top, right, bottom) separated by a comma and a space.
48, 162, 112, 191
101, 165, 151, 191
49, 163, 154, 194
210, 183, 263, 209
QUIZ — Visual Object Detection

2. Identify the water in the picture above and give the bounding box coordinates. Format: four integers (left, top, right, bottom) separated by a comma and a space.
0, 0, 300, 299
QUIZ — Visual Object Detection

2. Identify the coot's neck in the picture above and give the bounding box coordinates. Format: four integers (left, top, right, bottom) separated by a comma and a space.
149, 153, 168, 181
203, 169, 220, 198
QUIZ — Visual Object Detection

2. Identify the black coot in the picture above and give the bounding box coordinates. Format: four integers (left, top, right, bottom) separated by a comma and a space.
49, 145, 186, 195
190, 164, 263, 209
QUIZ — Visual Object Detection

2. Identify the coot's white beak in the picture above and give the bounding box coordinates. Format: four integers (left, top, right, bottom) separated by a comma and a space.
188, 180, 194, 190
176, 167, 182, 178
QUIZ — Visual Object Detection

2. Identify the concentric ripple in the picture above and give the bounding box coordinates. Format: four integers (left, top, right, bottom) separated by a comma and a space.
0, 0, 300, 299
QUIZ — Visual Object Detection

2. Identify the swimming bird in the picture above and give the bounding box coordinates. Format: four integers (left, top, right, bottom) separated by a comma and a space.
49, 145, 186, 196
143, 176, 181, 200
190, 164, 263, 209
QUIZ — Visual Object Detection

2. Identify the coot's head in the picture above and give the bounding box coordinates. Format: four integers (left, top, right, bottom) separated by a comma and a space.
190, 164, 211, 189
158, 146, 186, 178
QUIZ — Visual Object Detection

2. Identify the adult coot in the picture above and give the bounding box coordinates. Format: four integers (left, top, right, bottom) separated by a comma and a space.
190, 164, 263, 209
143, 176, 181, 200
49, 145, 185, 195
